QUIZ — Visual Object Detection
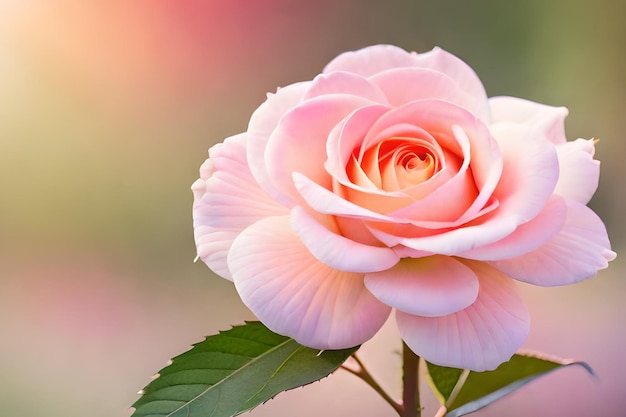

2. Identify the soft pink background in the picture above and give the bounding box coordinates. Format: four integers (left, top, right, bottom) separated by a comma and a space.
1, 1, 624, 416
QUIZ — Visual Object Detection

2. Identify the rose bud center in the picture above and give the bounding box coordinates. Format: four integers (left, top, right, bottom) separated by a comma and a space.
374, 137, 440, 191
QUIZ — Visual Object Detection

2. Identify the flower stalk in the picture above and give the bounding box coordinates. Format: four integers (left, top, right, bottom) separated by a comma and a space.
341, 353, 404, 415
402, 342, 421, 417
342, 343, 422, 417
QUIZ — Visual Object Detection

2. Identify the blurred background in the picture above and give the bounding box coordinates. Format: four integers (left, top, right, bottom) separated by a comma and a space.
1, 1, 624, 416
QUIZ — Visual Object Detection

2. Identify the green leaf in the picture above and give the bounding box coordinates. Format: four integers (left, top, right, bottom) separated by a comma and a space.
131, 321, 358, 417
426, 352, 594, 417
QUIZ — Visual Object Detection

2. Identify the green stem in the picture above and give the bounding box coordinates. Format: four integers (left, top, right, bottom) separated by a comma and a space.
341, 353, 403, 415
341, 344, 423, 417
402, 342, 421, 417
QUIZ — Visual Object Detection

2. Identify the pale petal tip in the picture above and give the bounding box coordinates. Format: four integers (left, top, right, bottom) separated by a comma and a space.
604, 249, 617, 263
198, 158, 215, 181
191, 177, 206, 194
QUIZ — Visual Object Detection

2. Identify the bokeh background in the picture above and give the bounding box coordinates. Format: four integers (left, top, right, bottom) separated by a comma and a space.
1, 1, 625, 416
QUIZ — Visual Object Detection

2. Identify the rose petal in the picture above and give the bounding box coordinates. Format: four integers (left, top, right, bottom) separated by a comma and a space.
412, 47, 490, 121
458, 196, 567, 260
325, 104, 391, 187
368, 211, 518, 256
554, 138, 600, 204
397, 260, 530, 371
191, 227, 240, 281
359, 99, 466, 155
489, 96, 568, 144
323, 44, 420, 77
265, 94, 376, 206
295, 166, 513, 257
228, 215, 391, 349
192, 134, 289, 280
371, 67, 487, 118
291, 206, 400, 273
490, 122, 560, 223
364, 256, 479, 316
293, 171, 395, 222
247, 81, 310, 205
303, 71, 389, 103
196, 157, 214, 184
334, 215, 388, 247
340, 154, 457, 217
488, 199, 616, 286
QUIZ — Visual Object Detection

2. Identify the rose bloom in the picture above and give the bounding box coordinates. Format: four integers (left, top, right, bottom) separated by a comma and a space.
192, 45, 615, 371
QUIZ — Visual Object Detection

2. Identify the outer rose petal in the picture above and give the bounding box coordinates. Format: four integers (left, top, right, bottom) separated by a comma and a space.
323, 46, 489, 121
192, 134, 289, 280
397, 260, 530, 371
370, 68, 486, 118
458, 196, 567, 261
303, 71, 389, 103
369, 215, 517, 256
488, 199, 616, 286
247, 81, 310, 204
411, 47, 490, 121
490, 122, 559, 223
554, 138, 600, 204
291, 206, 400, 273
364, 256, 479, 317
489, 96, 568, 144
323, 44, 420, 77
228, 215, 392, 349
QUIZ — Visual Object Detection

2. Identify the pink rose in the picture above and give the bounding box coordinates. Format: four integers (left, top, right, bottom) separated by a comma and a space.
192, 45, 615, 371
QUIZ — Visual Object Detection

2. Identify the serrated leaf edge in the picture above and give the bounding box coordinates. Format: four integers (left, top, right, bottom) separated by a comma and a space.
133, 335, 296, 417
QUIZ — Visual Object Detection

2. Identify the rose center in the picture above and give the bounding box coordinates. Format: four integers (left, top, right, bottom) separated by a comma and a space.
401, 151, 432, 171
376, 139, 438, 190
